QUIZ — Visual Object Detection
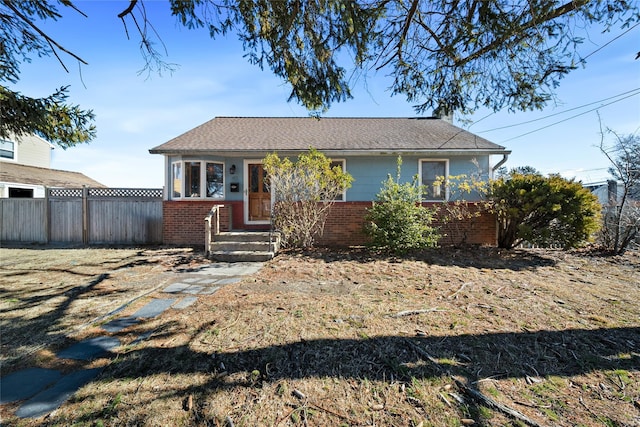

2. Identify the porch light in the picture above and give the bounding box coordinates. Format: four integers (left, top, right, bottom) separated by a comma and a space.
229, 164, 236, 174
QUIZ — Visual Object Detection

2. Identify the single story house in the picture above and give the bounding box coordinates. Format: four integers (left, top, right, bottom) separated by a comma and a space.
149, 116, 511, 247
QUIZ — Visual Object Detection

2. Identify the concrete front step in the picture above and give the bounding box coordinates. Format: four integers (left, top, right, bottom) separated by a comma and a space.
212, 241, 273, 252
208, 250, 276, 262
208, 231, 280, 262
214, 231, 274, 242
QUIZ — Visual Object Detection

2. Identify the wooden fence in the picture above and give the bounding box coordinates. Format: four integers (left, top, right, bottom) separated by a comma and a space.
0, 187, 163, 245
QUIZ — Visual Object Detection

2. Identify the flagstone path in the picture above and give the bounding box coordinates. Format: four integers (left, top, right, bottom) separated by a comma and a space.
0, 262, 263, 419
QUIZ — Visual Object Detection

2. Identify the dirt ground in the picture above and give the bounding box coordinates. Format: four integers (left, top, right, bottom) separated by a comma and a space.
0, 245, 638, 426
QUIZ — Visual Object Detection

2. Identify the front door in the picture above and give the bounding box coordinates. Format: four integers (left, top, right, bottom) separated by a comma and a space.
247, 163, 271, 222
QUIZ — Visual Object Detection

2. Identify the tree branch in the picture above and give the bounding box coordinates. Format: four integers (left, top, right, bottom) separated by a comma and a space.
455, 0, 589, 67
453, 378, 545, 427
3, 0, 88, 66
118, 0, 138, 19
375, 0, 419, 70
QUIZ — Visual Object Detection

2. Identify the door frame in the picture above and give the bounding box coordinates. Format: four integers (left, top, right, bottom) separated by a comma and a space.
243, 159, 271, 225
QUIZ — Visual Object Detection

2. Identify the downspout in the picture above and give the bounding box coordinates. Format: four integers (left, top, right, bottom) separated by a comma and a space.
491, 153, 509, 177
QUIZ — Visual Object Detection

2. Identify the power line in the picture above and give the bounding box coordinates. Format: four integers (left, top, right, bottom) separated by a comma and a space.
476, 87, 640, 133
470, 25, 639, 134
500, 90, 640, 143
582, 22, 640, 61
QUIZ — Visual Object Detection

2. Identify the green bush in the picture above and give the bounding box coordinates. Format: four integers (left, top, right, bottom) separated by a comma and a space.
490, 172, 601, 249
365, 158, 439, 254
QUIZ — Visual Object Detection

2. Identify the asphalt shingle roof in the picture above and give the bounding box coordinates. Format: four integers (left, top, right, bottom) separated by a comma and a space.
0, 162, 106, 188
150, 117, 508, 154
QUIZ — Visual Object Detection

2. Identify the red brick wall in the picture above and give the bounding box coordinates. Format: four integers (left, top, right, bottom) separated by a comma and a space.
429, 203, 497, 246
317, 202, 370, 246
163, 201, 234, 246
163, 200, 497, 247
318, 202, 496, 247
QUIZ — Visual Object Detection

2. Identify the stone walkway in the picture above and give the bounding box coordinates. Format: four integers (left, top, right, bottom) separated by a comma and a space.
0, 262, 263, 419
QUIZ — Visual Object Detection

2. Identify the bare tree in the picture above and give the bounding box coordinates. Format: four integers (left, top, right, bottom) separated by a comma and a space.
597, 124, 640, 254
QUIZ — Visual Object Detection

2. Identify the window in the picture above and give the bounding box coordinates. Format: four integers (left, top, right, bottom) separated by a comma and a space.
0, 139, 14, 159
171, 160, 225, 199
172, 162, 182, 198
9, 187, 33, 198
420, 160, 448, 200
329, 160, 346, 201
206, 162, 224, 199
185, 161, 201, 197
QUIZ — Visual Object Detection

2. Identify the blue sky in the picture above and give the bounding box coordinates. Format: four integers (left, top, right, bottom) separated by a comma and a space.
11, 1, 640, 188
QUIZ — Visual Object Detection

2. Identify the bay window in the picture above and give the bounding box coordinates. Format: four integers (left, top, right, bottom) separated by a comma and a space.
171, 160, 225, 199
172, 162, 182, 198
185, 162, 201, 197
206, 162, 224, 198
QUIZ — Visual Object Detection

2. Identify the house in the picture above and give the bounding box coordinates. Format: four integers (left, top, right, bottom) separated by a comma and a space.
149, 117, 511, 247
583, 179, 625, 206
0, 133, 105, 197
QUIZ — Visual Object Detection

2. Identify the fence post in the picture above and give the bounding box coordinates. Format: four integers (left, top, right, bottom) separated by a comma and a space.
82, 186, 89, 245
44, 187, 50, 243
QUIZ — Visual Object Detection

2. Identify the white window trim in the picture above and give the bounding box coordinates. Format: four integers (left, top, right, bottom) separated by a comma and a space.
204, 161, 226, 200
419, 158, 449, 201
0, 139, 16, 162
170, 160, 226, 200
328, 159, 347, 202
171, 161, 183, 199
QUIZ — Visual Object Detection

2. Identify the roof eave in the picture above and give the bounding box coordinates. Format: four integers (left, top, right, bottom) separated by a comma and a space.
149, 148, 511, 157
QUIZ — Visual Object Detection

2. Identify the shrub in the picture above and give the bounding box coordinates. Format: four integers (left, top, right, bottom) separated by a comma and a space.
365, 158, 439, 254
435, 160, 492, 246
490, 172, 601, 249
263, 148, 353, 248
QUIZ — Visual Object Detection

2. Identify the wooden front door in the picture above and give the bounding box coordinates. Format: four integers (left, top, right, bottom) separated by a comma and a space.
248, 163, 271, 221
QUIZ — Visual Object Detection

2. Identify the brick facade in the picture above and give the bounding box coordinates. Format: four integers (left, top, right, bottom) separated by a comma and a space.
316, 202, 370, 246
317, 202, 497, 247
429, 203, 497, 246
163, 200, 497, 247
163, 201, 234, 246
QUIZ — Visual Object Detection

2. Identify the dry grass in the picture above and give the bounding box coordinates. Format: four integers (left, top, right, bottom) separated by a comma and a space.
1, 246, 638, 426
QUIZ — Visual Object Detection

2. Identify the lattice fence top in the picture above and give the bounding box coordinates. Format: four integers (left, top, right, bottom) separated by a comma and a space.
88, 188, 163, 198
49, 188, 83, 198
48, 187, 163, 198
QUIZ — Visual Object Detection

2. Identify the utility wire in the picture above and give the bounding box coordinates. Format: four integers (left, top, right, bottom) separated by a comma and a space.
476, 87, 640, 133
471, 26, 639, 134
500, 90, 640, 143
582, 22, 640, 61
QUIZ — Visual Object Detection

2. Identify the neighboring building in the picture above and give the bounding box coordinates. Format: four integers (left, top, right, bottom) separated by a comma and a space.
583, 179, 625, 206
150, 116, 511, 247
0, 134, 105, 197
1, 133, 53, 168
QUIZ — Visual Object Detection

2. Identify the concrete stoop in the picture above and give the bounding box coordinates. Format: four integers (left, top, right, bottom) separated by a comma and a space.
207, 231, 280, 262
